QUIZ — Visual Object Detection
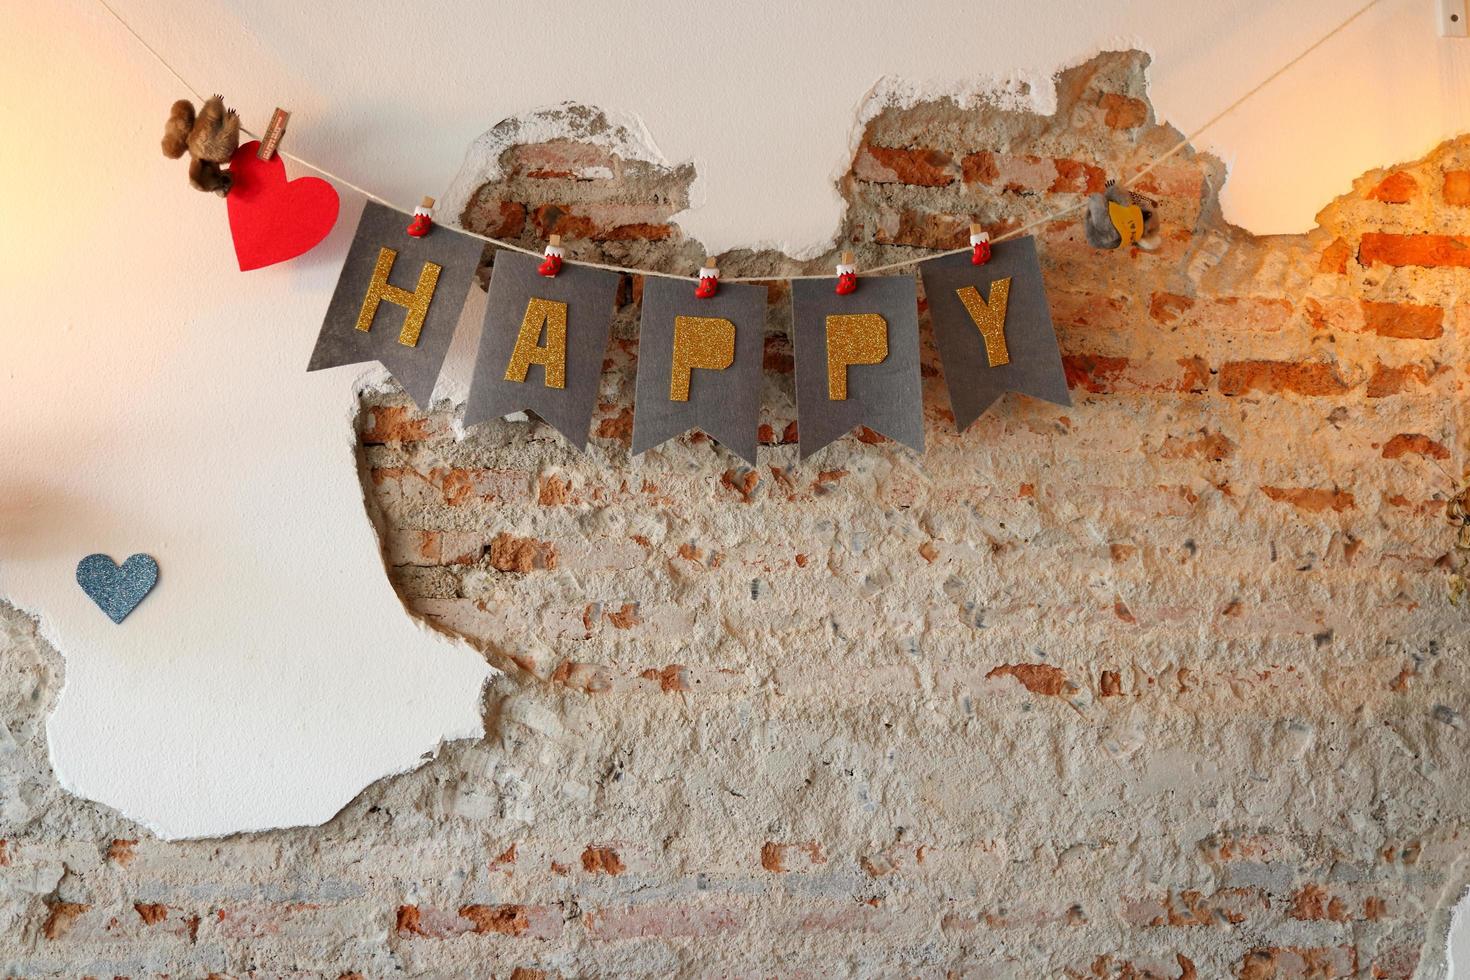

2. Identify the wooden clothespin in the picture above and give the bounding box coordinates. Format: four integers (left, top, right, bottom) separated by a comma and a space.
538, 233, 565, 277
696, 256, 719, 299
969, 222, 992, 265
256, 107, 290, 161
407, 196, 435, 238
835, 249, 858, 295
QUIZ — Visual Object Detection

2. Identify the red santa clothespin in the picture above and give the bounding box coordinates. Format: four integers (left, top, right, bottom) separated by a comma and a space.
969, 222, 991, 265
538, 233, 565, 277
835, 249, 858, 295
695, 257, 719, 299
407, 196, 435, 237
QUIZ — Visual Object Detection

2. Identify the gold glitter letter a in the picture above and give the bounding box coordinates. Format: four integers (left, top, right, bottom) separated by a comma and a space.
504, 297, 568, 389
669, 316, 735, 401
955, 278, 1011, 367
825, 314, 888, 400
355, 247, 443, 348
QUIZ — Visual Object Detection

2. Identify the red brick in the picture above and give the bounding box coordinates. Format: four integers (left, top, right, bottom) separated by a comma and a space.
396, 903, 560, 940
503, 141, 617, 177
362, 405, 435, 443
1359, 300, 1444, 339
760, 841, 826, 872
1121, 888, 1264, 927
530, 204, 674, 242
1218, 361, 1350, 397
960, 150, 999, 185
1367, 171, 1418, 203
1319, 237, 1351, 274
1360, 232, 1470, 268
464, 197, 528, 238
134, 903, 200, 941
1063, 353, 1206, 395
459, 904, 560, 938
1366, 362, 1434, 397
720, 468, 760, 503
1159, 430, 1236, 461
538, 476, 570, 505
1236, 946, 1355, 979
1100, 92, 1149, 129
1050, 158, 1108, 194
874, 208, 970, 249
1445, 170, 1470, 206
581, 845, 625, 875
1150, 292, 1195, 323
640, 664, 690, 692
1382, 433, 1449, 459
853, 144, 955, 186
1260, 486, 1355, 513
489, 532, 557, 572
1287, 883, 1348, 922
1063, 354, 1130, 393
987, 663, 1068, 697
603, 603, 641, 629
42, 901, 89, 940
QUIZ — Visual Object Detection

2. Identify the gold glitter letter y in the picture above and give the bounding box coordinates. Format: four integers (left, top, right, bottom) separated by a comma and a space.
955, 278, 1011, 367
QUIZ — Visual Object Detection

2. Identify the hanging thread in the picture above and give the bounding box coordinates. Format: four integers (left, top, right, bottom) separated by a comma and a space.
97, 0, 1387, 282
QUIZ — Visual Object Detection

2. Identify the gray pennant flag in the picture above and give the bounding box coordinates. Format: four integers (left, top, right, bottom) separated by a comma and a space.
631, 277, 765, 465
463, 250, 619, 450
308, 200, 484, 409
918, 236, 1070, 431
791, 275, 923, 459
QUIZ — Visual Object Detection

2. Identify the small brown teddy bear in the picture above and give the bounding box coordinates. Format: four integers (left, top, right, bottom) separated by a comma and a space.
161, 95, 241, 196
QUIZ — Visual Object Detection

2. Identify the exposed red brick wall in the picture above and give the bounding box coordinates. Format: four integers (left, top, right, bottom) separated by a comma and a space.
2, 49, 1465, 979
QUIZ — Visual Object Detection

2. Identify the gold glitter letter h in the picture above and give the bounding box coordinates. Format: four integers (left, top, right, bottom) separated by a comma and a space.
355, 247, 442, 348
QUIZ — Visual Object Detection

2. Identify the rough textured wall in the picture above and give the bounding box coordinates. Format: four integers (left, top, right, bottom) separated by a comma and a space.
2, 51, 1468, 978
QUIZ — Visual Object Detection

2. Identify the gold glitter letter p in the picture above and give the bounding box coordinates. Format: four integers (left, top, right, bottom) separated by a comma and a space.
825, 314, 888, 400
956, 278, 1012, 367
356, 247, 442, 348
669, 316, 735, 401
504, 297, 568, 388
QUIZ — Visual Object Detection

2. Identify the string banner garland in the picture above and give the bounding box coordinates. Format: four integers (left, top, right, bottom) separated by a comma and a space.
918, 237, 1071, 431
791, 275, 925, 459
632, 278, 767, 465
104, 0, 1392, 458
309, 201, 483, 409
312, 205, 1068, 460
462, 250, 621, 450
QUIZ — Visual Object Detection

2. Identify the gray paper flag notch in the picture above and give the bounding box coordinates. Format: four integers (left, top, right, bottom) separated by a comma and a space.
462, 250, 620, 451
631, 278, 766, 465
791, 275, 924, 460
308, 200, 484, 409
918, 236, 1071, 431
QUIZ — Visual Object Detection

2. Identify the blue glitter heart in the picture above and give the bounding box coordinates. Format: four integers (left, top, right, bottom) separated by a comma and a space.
76, 554, 159, 624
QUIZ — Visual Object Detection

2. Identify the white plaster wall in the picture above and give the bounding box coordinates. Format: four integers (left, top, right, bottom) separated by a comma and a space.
4, 0, 1470, 961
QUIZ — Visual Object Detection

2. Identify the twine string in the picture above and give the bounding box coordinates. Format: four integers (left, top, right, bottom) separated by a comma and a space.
97, 0, 1385, 282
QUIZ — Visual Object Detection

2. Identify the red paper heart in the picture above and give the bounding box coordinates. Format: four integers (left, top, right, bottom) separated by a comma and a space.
226, 140, 340, 271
